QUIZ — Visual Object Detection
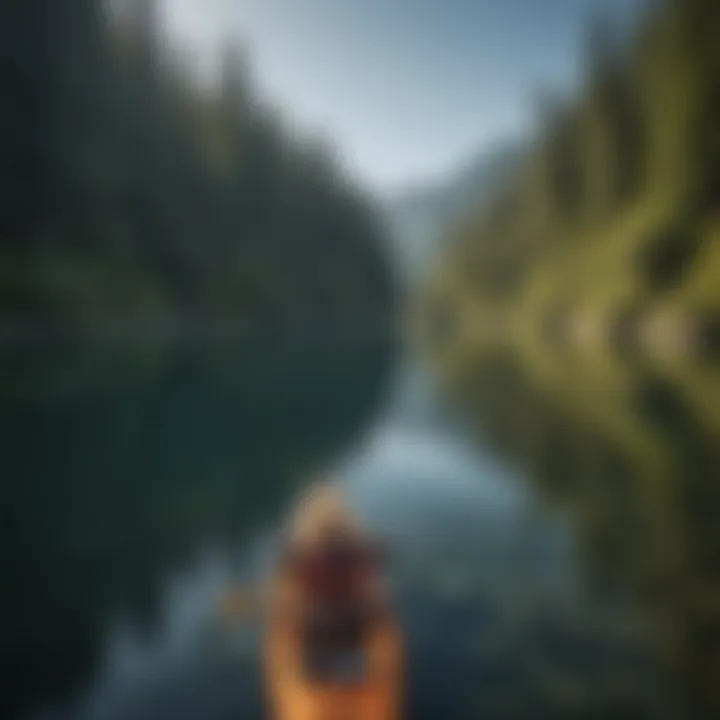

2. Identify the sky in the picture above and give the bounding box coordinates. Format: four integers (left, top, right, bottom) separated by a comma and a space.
159, 0, 647, 194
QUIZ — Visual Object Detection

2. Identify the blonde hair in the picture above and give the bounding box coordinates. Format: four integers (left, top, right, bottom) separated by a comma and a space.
285, 480, 363, 548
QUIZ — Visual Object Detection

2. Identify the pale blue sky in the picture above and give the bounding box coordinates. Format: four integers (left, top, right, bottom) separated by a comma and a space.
160, 0, 647, 193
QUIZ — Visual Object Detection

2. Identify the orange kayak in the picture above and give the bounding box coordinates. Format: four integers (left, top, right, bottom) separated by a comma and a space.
263, 601, 402, 720
262, 484, 403, 720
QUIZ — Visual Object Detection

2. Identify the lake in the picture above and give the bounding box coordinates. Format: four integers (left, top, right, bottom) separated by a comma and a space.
4, 337, 711, 719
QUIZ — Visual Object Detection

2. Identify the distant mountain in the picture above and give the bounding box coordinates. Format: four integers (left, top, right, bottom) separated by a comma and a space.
384, 141, 524, 282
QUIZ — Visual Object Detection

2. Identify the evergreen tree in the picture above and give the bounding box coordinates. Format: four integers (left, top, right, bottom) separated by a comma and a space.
0, 0, 395, 338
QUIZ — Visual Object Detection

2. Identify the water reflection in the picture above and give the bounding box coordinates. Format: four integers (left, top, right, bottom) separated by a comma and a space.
2, 341, 393, 720
439, 341, 720, 718
344, 366, 663, 719
14, 353, 669, 720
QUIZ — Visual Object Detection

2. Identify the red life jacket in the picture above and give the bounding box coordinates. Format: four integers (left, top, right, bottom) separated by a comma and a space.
289, 540, 376, 605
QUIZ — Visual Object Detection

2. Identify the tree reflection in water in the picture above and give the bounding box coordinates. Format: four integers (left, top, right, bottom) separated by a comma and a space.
443, 342, 720, 718
1, 341, 394, 720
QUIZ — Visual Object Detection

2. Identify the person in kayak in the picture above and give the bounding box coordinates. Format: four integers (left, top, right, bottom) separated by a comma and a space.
217, 481, 387, 629
219, 480, 403, 717
264, 483, 389, 682
277, 483, 388, 623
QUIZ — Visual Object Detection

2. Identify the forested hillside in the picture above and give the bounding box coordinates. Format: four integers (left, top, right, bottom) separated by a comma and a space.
386, 142, 522, 285
0, 0, 395, 343
420, 0, 719, 364
416, 2, 720, 714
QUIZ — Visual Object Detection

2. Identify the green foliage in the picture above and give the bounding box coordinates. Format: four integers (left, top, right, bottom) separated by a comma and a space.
0, 0, 395, 341
423, 0, 720, 361
419, 3, 720, 713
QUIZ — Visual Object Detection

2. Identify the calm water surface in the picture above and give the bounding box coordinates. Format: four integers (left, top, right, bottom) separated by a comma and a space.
4, 340, 700, 719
